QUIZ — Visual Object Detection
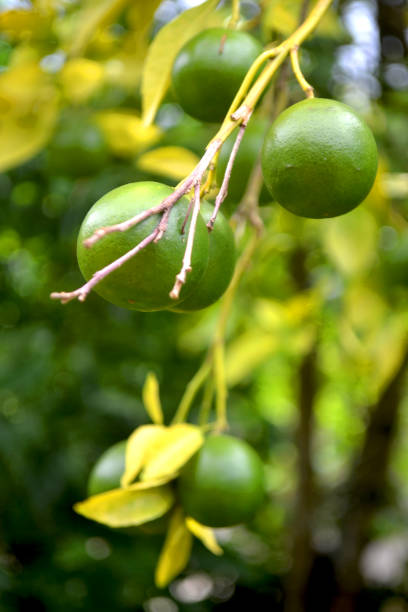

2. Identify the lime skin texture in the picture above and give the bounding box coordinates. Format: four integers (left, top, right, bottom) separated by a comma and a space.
171, 28, 263, 123
261, 98, 378, 218
178, 434, 265, 528
216, 117, 272, 208
77, 182, 210, 311
170, 201, 236, 312
87, 440, 126, 496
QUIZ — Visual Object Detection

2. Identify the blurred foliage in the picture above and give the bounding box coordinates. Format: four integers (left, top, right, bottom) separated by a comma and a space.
1, 0, 408, 610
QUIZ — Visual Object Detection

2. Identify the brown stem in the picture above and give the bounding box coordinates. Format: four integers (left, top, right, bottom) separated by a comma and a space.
208, 109, 253, 230
50, 227, 160, 304
331, 345, 408, 611
83, 139, 222, 249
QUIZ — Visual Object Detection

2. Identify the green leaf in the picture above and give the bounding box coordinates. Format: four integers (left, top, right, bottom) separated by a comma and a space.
141, 424, 204, 482
186, 517, 223, 555
137, 147, 200, 181
226, 331, 278, 386
141, 0, 223, 126
155, 507, 193, 588
74, 484, 174, 528
121, 424, 167, 487
142, 372, 163, 425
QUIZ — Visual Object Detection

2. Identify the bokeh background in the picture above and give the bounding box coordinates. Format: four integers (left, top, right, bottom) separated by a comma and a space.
1, 0, 408, 610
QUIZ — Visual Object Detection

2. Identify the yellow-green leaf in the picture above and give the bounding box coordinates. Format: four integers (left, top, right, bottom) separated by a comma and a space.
263, 0, 343, 39
186, 517, 223, 556
155, 507, 193, 588
67, 0, 131, 57
74, 485, 174, 528
0, 62, 58, 172
121, 424, 167, 487
142, 372, 163, 425
225, 331, 278, 386
60, 58, 105, 104
141, 424, 204, 482
141, 0, 223, 126
96, 110, 161, 157
137, 147, 200, 181
322, 207, 378, 277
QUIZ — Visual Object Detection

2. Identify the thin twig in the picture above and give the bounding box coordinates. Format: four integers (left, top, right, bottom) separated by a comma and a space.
170, 182, 202, 300
50, 228, 160, 304
83, 140, 222, 249
208, 109, 253, 231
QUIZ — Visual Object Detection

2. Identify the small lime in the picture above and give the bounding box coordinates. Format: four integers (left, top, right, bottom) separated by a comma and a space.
178, 434, 265, 527
77, 181, 209, 311
261, 98, 378, 218
172, 28, 263, 123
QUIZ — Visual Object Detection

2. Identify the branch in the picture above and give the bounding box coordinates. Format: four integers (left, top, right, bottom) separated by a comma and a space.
207, 108, 252, 231
333, 343, 408, 607
170, 182, 202, 300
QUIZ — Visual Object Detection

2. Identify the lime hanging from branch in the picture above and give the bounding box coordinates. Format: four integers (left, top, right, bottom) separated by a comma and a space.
261, 98, 378, 218
178, 435, 265, 527
76, 182, 209, 311
171, 28, 263, 123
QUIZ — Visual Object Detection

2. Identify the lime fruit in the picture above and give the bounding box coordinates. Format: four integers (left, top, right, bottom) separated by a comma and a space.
170, 202, 236, 312
217, 117, 271, 209
178, 434, 265, 527
87, 440, 126, 496
77, 182, 209, 311
261, 98, 378, 218
48, 114, 109, 178
171, 28, 263, 123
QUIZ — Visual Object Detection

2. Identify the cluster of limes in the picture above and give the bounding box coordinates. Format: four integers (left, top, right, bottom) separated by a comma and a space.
76, 28, 378, 313
88, 434, 265, 529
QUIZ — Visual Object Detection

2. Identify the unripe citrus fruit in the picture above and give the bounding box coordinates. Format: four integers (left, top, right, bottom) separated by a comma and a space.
261, 98, 378, 218
77, 182, 209, 311
87, 440, 126, 496
170, 202, 236, 312
217, 117, 271, 208
171, 28, 263, 123
48, 114, 109, 178
178, 435, 265, 527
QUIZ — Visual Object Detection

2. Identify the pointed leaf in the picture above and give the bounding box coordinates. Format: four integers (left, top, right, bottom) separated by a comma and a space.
0, 62, 58, 171
67, 0, 131, 57
141, 0, 223, 126
137, 147, 200, 182
60, 58, 104, 104
141, 424, 204, 482
186, 517, 223, 556
121, 424, 167, 487
74, 485, 174, 528
142, 372, 163, 425
155, 507, 193, 588
95, 111, 161, 157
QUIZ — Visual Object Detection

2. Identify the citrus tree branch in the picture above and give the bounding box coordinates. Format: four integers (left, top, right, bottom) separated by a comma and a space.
290, 45, 315, 98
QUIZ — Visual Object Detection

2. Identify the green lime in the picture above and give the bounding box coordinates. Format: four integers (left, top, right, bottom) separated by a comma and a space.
261, 98, 378, 218
171, 28, 263, 123
87, 440, 126, 496
48, 114, 109, 178
217, 117, 272, 209
77, 182, 209, 311
178, 434, 265, 527
170, 202, 236, 312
